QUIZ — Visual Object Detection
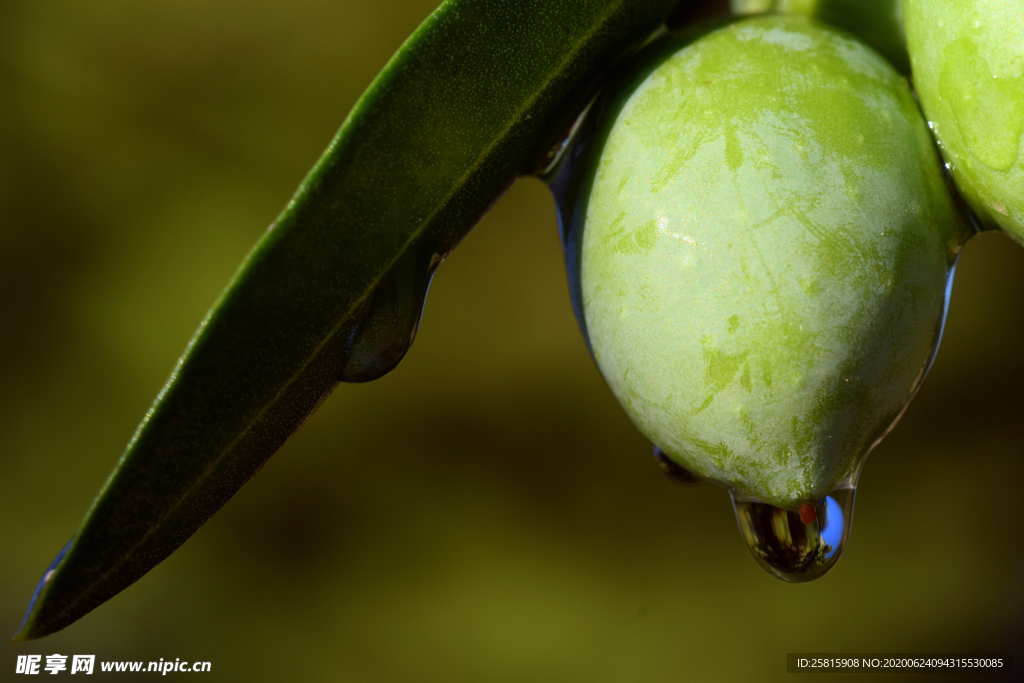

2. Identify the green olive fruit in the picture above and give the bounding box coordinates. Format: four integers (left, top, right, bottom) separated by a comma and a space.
575, 16, 966, 508
904, 0, 1024, 241
731, 0, 909, 73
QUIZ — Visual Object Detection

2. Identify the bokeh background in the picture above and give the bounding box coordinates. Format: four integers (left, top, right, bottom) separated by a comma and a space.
2, 1, 1022, 681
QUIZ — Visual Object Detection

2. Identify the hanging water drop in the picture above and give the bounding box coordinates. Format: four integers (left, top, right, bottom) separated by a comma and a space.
339, 244, 443, 382
731, 487, 856, 582
652, 446, 700, 484
542, 98, 604, 345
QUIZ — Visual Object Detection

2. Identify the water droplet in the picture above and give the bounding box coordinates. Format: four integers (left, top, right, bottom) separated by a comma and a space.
542, 98, 604, 347
731, 487, 855, 582
339, 245, 443, 382
17, 538, 74, 636
652, 446, 700, 484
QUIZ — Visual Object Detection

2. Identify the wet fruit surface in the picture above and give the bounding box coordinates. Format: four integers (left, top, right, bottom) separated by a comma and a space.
576, 16, 965, 508
731, 0, 909, 73
904, 0, 1024, 241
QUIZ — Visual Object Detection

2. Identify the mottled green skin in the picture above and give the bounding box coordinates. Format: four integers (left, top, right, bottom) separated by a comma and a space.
732, 0, 909, 73
905, 0, 1024, 241
579, 16, 964, 507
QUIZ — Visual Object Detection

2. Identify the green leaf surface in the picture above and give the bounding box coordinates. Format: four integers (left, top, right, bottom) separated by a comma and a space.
16, 0, 682, 639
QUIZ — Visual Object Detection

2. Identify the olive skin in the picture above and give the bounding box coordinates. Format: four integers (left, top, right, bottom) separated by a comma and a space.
731, 0, 909, 73
577, 16, 966, 507
904, 0, 1024, 241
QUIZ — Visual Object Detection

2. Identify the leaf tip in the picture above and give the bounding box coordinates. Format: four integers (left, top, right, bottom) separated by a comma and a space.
14, 538, 76, 641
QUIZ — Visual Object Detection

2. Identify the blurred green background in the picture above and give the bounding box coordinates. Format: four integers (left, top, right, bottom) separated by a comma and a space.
2, 1, 1022, 681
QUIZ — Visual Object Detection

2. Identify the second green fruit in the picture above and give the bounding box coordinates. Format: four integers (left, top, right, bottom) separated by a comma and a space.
904, 0, 1024, 241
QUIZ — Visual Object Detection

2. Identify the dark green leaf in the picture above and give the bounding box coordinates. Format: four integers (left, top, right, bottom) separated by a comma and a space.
16, 0, 682, 639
